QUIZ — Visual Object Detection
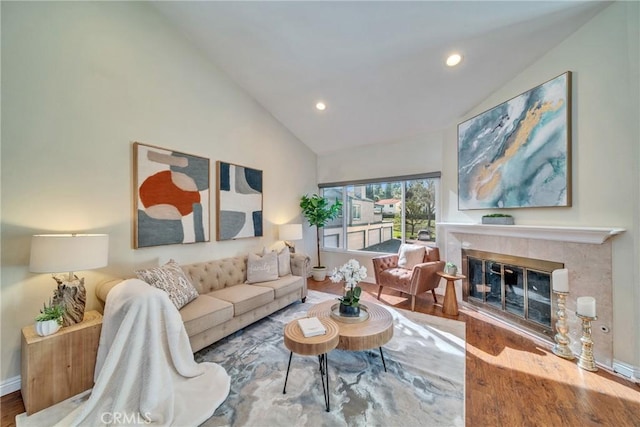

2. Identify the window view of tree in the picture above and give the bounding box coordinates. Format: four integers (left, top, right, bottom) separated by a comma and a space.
320, 176, 438, 254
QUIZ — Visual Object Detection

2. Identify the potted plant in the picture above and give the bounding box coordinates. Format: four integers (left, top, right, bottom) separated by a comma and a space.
482, 213, 514, 225
34, 301, 65, 337
444, 262, 458, 276
300, 194, 342, 281
330, 259, 367, 317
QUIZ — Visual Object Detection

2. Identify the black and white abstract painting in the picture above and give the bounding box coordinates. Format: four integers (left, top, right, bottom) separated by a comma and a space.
216, 161, 263, 240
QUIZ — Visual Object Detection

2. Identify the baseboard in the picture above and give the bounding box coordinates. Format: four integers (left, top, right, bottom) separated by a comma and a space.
613, 360, 640, 382
1, 375, 21, 396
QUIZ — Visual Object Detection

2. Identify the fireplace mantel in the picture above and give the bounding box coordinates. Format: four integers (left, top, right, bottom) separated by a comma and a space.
437, 223, 625, 245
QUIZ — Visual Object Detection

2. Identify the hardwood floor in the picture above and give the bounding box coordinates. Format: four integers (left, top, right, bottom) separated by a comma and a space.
2, 279, 639, 426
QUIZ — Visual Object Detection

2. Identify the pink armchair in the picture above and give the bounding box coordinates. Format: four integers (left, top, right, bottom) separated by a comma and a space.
372, 246, 445, 311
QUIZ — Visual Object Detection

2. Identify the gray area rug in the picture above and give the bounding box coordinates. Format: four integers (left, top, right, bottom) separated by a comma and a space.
15, 290, 465, 427
196, 290, 465, 427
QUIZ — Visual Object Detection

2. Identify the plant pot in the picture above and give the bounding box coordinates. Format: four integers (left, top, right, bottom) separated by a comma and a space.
444, 266, 458, 276
482, 216, 514, 225
339, 303, 360, 317
35, 319, 61, 337
312, 266, 328, 281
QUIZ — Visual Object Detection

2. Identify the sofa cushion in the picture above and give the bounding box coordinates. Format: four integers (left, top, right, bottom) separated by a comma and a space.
208, 284, 274, 316
182, 256, 247, 293
277, 247, 291, 276
246, 251, 278, 283
398, 244, 426, 270
135, 260, 199, 309
180, 295, 234, 337
252, 275, 302, 299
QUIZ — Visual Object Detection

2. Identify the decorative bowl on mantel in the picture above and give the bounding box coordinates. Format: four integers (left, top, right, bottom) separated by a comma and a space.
482, 215, 514, 225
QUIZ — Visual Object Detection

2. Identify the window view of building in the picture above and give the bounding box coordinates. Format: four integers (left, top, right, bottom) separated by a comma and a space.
320, 175, 439, 254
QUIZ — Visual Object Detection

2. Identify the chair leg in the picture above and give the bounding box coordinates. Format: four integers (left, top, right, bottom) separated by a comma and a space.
377, 286, 383, 300
411, 295, 416, 312
432, 289, 438, 304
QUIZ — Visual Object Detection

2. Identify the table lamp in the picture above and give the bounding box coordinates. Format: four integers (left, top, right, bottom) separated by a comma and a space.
30, 234, 109, 326
279, 224, 303, 253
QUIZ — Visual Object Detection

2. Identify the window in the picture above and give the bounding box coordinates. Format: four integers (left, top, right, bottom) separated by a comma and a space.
319, 173, 440, 254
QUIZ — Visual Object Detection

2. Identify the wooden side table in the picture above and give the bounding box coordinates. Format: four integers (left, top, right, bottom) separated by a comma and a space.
283, 317, 339, 412
21, 310, 102, 415
437, 272, 466, 316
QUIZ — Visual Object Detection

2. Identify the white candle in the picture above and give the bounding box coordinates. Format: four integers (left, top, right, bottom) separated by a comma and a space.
552, 269, 569, 293
577, 296, 596, 318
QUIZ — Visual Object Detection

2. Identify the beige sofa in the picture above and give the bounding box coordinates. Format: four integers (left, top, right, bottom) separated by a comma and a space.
97, 253, 310, 352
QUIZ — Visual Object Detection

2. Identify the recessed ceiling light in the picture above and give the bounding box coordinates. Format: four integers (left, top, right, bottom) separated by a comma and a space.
446, 53, 462, 67
315, 101, 326, 111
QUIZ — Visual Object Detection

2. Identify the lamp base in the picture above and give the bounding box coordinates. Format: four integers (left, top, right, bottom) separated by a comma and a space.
284, 241, 296, 253
52, 276, 86, 327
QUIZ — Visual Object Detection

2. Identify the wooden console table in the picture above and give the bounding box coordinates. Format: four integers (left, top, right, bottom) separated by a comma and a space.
21, 310, 102, 415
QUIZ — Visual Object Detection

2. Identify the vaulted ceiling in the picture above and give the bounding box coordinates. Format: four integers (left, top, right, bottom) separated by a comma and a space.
153, 1, 609, 155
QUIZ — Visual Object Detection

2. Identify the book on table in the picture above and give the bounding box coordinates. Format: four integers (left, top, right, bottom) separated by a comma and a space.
298, 317, 326, 338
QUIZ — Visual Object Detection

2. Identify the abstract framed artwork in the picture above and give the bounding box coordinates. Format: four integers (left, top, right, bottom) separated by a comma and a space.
458, 72, 572, 210
216, 161, 263, 240
133, 142, 210, 248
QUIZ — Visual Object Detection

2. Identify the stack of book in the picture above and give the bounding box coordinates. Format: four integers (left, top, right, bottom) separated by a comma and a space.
298, 317, 326, 338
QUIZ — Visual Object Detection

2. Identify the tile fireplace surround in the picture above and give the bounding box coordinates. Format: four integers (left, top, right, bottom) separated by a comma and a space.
437, 223, 625, 369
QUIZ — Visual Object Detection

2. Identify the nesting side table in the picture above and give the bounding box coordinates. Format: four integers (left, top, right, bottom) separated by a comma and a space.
283, 317, 339, 412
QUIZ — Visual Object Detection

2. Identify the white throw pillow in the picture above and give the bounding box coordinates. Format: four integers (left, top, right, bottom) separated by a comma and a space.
135, 259, 199, 309
277, 246, 291, 276
397, 244, 426, 270
247, 251, 279, 283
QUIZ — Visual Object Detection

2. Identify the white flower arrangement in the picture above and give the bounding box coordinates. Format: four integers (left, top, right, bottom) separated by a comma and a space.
330, 259, 367, 289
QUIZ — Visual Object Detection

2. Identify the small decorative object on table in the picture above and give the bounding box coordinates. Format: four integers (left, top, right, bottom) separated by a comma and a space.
482, 213, 514, 225
34, 301, 65, 337
330, 259, 367, 317
444, 262, 458, 276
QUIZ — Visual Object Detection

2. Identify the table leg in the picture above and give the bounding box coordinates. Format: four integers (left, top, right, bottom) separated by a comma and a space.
379, 347, 387, 372
443, 280, 459, 316
318, 353, 330, 412
283, 351, 293, 394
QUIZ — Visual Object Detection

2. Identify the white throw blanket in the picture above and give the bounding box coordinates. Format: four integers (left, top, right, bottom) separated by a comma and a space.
56, 279, 230, 426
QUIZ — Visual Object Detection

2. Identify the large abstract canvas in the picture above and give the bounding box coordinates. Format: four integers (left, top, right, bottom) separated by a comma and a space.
216, 161, 263, 240
458, 72, 572, 210
133, 142, 210, 248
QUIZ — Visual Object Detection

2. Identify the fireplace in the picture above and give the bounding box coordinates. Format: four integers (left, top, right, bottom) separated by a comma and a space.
463, 249, 563, 338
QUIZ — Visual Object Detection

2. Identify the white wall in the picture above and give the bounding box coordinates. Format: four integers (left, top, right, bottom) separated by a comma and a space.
318, 2, 640, 372
0, 1, 317, 386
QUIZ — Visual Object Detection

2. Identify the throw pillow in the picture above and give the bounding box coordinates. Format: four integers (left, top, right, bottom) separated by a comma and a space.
397, 244, 426, 270
135, 259, 199, 310
277, 246, 291, 276
247, 251, 279, 283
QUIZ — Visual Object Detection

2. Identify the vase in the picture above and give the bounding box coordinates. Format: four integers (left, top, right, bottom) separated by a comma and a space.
339, 303, 360, 317
35, 319, 61, 337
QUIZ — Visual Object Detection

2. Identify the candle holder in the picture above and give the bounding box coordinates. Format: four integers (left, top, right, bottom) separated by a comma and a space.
552, 291, 574, 360
576, 313, 598, 372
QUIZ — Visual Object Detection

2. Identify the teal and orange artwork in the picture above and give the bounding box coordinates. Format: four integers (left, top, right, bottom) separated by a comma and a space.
134, 143, 210, 248
457, 72, 571, 210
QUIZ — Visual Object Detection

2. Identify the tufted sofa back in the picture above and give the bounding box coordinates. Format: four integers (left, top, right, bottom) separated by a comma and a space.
181, 255, 248, 294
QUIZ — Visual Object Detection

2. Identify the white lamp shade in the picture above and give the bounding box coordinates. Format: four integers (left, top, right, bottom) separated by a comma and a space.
30, 234, 109, 274
279, 224, 303, 241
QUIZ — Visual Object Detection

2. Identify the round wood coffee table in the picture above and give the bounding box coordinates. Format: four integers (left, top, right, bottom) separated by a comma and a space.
307, 300, 394, 371
283, 317, 339, 412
